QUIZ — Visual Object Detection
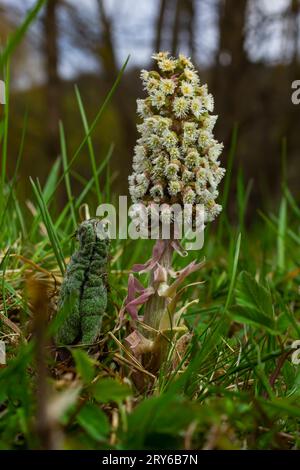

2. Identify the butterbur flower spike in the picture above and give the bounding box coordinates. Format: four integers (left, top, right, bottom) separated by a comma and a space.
124, 52, 225, 377
129, 51, 225, 224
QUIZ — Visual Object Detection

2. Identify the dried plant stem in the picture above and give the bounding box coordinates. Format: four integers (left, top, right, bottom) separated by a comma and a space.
28, 276, 61, 450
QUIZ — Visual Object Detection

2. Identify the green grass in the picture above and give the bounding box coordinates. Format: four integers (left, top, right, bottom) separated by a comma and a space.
0, 3, 300, 451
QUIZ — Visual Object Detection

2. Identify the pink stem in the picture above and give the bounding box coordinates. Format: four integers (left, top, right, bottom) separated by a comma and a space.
143, 239, 174, 336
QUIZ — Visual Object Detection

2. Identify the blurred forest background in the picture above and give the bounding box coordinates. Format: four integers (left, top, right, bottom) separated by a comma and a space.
0, 0, 300, 220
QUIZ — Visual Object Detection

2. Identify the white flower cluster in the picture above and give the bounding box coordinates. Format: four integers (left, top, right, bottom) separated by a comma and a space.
129, 51, 225, 223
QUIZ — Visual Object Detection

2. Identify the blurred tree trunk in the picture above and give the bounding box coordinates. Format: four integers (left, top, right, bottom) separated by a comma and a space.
214, 0, 249, 122
154, 0, 168, 52
171, 0, 195, 58
212, 0, 250, 213
98, 0, 117, 79
43, 0, 61, 160
97, 0, 135, 172
171, 0, 181, 56
290, 0, 300, 68
185, 0, 196, 61
284, 0, 300, 188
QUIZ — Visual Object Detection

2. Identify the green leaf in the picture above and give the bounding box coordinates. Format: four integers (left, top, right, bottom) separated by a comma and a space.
91, 378, 131, 404
231, 271, 278, 333
230, 305, 278, 333
42, 158, 61, 203
71, 349, 96, 384
277, 195, 287, 272
259, 397, 300, 419
77, 403, 109, 441
123, 394, 198, 449
236, 271, 273, 316
225, 232, 241, 310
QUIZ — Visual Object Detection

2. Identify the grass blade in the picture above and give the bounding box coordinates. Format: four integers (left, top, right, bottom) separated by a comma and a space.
75, 85, 101, 204
30, 178, 66, 275
59, 121, 77, 229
